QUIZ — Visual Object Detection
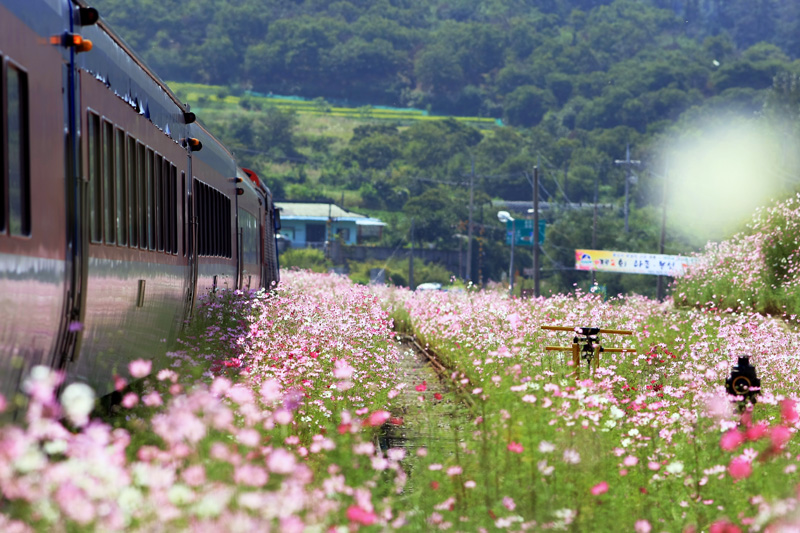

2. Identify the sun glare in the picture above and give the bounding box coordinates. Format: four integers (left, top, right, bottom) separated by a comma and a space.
661, 117, 794, 241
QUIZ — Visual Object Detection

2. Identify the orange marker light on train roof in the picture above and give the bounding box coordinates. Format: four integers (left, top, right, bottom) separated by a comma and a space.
50, 33, 93, 53
186, 138, 203, 151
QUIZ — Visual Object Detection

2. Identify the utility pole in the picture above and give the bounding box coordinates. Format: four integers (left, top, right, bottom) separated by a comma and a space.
408, 218, 414, 290
533, 162, 540, 297
592, 169, 599, 286
466, 155, 475, 284
614, 144, 640, 233
656, 164, 668, 301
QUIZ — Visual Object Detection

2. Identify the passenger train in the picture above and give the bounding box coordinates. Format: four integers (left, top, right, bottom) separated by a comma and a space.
0, 0, 281, 405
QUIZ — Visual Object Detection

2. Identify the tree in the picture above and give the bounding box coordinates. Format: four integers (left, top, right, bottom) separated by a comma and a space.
503, 86, 555, 127
414, 45, 465, 94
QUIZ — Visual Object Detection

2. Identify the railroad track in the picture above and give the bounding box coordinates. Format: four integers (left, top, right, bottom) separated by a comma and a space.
378, 334, 473, 451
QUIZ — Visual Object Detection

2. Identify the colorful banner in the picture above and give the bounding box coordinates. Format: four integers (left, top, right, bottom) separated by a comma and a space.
574, 249, 697, 277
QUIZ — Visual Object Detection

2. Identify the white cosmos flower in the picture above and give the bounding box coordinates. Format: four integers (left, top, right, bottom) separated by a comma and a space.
60, 382, 96, 427
666, 461, 684, 475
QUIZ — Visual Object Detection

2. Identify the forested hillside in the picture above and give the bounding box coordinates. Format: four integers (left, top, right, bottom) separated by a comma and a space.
91, 0, 800, 296
92, 0, 799, 125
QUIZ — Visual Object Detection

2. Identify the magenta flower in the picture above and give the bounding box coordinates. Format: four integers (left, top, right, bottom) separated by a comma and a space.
770, 425, 792, 450
590, 481, 609, 496
709, 520, 742, 533
728, 456, 752, 479
507, 442, 524, 453
720, 430, 745, 451
347, 505, 377, 526
745, 422, 768, 441
366, 410, 390, 427
781, 399, 799, 424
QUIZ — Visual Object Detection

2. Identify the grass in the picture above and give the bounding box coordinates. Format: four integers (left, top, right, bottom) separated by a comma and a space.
167, 81, 502, 129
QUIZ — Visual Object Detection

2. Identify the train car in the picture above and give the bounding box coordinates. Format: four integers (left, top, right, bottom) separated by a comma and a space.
0, 0, 74, 397
241, 167, 281, 290
0, 0, 281, 407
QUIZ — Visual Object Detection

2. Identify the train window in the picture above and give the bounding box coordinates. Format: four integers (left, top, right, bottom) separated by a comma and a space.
197, 180, 206, 256
102, 120, 115, 244
115, 129, 127, 246
239, 208, 258, 264
146, 148, 154, 250
127, 136, 138, 248
88, 112, 102, 243
225, 198, 232, 258
192, 180, 233, 259
181, 173, 187, 256
210, 187, 217, 256
155, 154, 163, 252
171, 165, 178, 254
217, 194, 222, 256
204, 183, 210, 256
7, 64, 30, 237
137, 142, 146, 249
162, 161, 170, 253
218, 196, 224, 258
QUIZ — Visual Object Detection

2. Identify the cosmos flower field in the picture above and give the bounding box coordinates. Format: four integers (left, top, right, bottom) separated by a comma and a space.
4, 217, 800, 531
1, 272, 800, 532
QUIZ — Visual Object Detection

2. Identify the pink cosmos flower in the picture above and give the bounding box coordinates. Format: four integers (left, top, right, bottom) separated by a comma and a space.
333, 360, 355, 379
563, 449, 580, 464
267, 448, 296, 474
503, 496, 516, 511
728, 456, 752, 480
260, 379, 282, 403
781, 399, 799, 424
647, 461, 660, 471
720, 430, 745, 451
121, 392, 139, 409
366, 410, 390, 427
709, 520, 742, 533
746, 422, 768, 441
113, 375, 127, 392
128, 359, 152, 379
234, 464, 268, 487
634, 519, 652, 533
347, 505, 377, 526
770, 425, 792, 450
274, 409, 293, 425
142, 391, 163, 407
181, 464, 206, 486
507, 442, 524, 453
415, 381, 427, 392
591, 481, 609, 496
623, 455, 638, 467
